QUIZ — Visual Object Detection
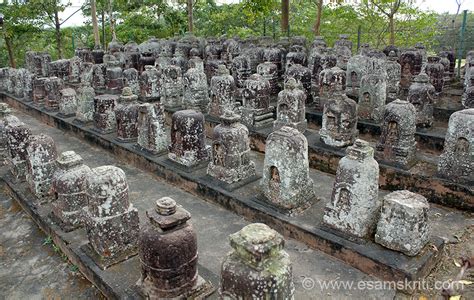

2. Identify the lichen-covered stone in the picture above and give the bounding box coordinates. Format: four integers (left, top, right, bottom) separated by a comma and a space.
183, 65, 209, 113
207, 112, 256, 184
263, 47, 284, 78
115, 87, 139, 142
323, 139, 380, 238
220, 223, 294, 299
274, 78, 307, 133
375, 190, 430, 256
376, 100, 417, 168
51, 151, 91, 229
6, 120, 31, 180
425, 56, 444, 93
32, 77, 48, 106
408, 72, 436, 127
285, 45, 307, 71
317, 65, 346, 111
438, 109, 473, 184
139, 197, 199, 298
123, 68, 140, 96
346, 54, 370, 98
93, 94, 118, 134
240, 74, 274, 130
463, 82, 474, 109
231, 55, 252, 89
58, 88, 77, 117
75, 47, 93, 63
124, 41, 140, 70
257, 62, 280, 95
92, 64, 106, 90
320, 92, 358, 147
26, 134, 58, 199
49, 59, 70, 81
140, 65, 161, 102
80, 62, 94, 85
261, 126, 314, 212
399, 49, 423, 98
68, 56, 82, 83
358, 72, 387, 123
386, 51, 401, 101
286, 63, 311, 101
0, 104, 13, 162
75, 82, 96, 124
161, 64, 184, 109
84, 166, 139, 259
105, 58, 124, 92
439, 48, 455, 78
168, 110, 209, 167
136, 103, 167, 155
209, 65, 236, 118
44, 77, 64, 111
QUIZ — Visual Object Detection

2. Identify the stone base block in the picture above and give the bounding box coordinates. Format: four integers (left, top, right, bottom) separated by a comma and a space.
56, 112, 76, 119
163, 157, 209, 173
200, 173, 261, 192
207, 163, 257, 185
80, 242, 138, 270
135, 275, 215, 300
49, 211, 82, 233
133, 144, 167, 157
273, 119, 307, 133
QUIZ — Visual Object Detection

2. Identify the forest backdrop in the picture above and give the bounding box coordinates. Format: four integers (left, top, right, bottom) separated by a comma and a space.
0, 0, 472, 67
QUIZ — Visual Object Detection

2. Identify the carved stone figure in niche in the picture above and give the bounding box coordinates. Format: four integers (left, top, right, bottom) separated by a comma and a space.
317, 64, 346, 111
139, 65, 160, 103
123, 68, 140, 96
136, 103, 167, 155
209, 65, 235, 118
44, 77, 63, 111
386, 51, 401, 102
183, 65, 209, 113
93, 94, 118, 134
161, 64, 184, 109
240, 74, 274, 130
6, 120, 31, 180
425, 56, 445, 93
399, 49, 423, 98
115, 87, 139, 142
274, 78, 307, 133
408, 72, 436, 127
58, 88, 77, 118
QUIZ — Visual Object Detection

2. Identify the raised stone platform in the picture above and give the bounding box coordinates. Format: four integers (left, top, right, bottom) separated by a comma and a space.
0, 95, 453, 288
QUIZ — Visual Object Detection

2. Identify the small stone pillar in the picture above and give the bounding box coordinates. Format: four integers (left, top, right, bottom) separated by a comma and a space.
408, 72, 436, 128
68, 56, 82, 83
139, 197, 212, 298
240, 74, 274, 130
75, 82, 96, 125
168, 110, 209, 167
92, 47, 105, 64
75, 47, 93, 63
183, 65, 209, 113
26, 134, 58, 199
33, 77, 48, 106
105, 59, 124, 92
285, 45, 307, 70
209, 65, 235, 118
207, 112, 256, 184
92, 64, 106, 90
123, 68, 140, 96
220, 223, 294, 299
358, 72, 387, 123
58, 88, 77, 118
80, 62, 94, 85
386, 51, 401, 102
376, 100, 417, 168
463, 78, 474, 109
49, 59, 70, 81
6, 120, 31, 180
346, 54, 370, 98
140, 65, 161, 102
138, 52, 155, 73
161, 64, 184, 109
274, 78, 307, 133
231, 55, 252, 89
319, 91, 358, 148
115, 87, 139, 142
438, 109, 473, 184
51, 151, 91, 231
317, 65, 346, 111
262, 47, 283, 78
257, 62, 280, 95
375, 190, 430, 256
286, 63, 312, 101
0, 104, 14, 161
425, 56, 444, 93
261, 126, 314, 213
84, 166, 139, 269
44, 77, 64, 111
136, 103, 167, 155
399, 49, 423, 98
93, 94, 118, 134
323, 139, 380, 238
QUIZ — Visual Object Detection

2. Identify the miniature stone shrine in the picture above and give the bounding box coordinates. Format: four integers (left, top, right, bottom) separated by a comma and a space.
286, 63, 311, 101
92, 64, 106, 90
161, 64, 184, 109
25, 134, 58, 199
240, 74, 274, 130
123, 68, 140, 96
425, 56, 445, 93
317, 64, 346, 111
273, 78, 307, 133
386, 51, 401, 102
105, 59, 124, 92
49, 59, 70, 81
58, 88, 77, 118
168, 110, 209, 167
136, 103, 167, 155
220, 223, 294, 299
207, 111, 256, 184
257, 62, 279, 95
323, 139, 380, 238
33, 78, 49, 106
261, 126, 314, 213
139, 65, 160, 102
209, 65, 236, 118
0, 104, 15, 162
375, 190, 430, 256
183, 65, 209, 113
44, 77, 63, 111
345, 53, 370, 98
408, 72, 436, 127
93, 94, 118, 134
84, 166, 139, 267
358, 61, 387, 123
75, 82, 96, 124
463, 81, 474, 108
68, 56, 82, 84
51, 151, 91, 230
6, 120, 31, 180
399, 49, 423, 98
438, 109, 473, 184
115, 87, 139, 142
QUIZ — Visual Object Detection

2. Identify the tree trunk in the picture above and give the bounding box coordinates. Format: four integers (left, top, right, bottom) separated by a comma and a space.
109, 0, 116, 41
313, 0, 323, 35
389, 15, 395, 45
4, 35, 16, 68
91, 0, 101, 48
54, 9, 62, 58
281, 0, 289, 36
187, 0, 193, 33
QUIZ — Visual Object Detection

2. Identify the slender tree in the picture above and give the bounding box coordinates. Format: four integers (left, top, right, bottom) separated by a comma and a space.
369, 0, 404, 45
91, 0, 101, 48
313, 0, 323, 35
281, 0, 289, 35
187, 0, 193, 32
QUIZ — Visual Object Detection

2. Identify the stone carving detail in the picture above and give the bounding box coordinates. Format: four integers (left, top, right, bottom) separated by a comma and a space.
209, 65, 235, 118
261, 126, 314, 213
0, 104, 13, 161
358, 62, 387, 123
68, 56, 82, 83
115, 87, 139, 142
44, 77, 64, 111
376, 100, 417, 168
408, 72, 436, 127
75, 82, 96, 124
168, 110, 209, 167
26, 134, 58, 199
136, 103, 167, 155
375, 190, 430, 256
320, 91, 358, 147
231, 55, 252, 89
183, 65, 209, 113
438, 109, 473, 184
140, 65, 160, 102
75, 47, 93, 63
123, 68, 140, 96
324, 140, 380, 238
274, 78, 307, 133
317, 64, 346, 111
463, 75, 474, 108
286, 63, 311, 101
58, 88, 77, 117
346, 53, 370, 98
92, 64, 106, 90
386, 51, 401, 101
84, 166, 139, 262
80, 62, 94, 85
161, 64, 184, 109
93, 94, 118, 134
105, 58, 124, 92
240, 74, 274, 130
425, 56, 445, 93
6, 120, 31, 180
51, 151, 91, 229
399, 49, 423, 98
49, 59, 70, 81
139, 197, 201, 298
285, 45, 307, 71
257, 62, 279, 95
207, 112, 256, 184
220, 223, 294, 299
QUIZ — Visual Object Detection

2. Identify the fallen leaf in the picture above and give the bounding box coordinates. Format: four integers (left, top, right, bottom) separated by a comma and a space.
458, 280, 473, 285
449, 296, 461, 300
454, 259, 462, 267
